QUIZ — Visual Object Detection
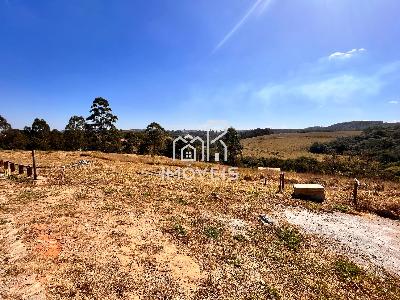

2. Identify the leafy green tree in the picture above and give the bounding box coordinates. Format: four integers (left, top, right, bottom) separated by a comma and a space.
85, 97, 120, 152
0, 115, 12, 149
0, 129, 28, 150
49, 129, 64, 150
143, 122, 167, 156
86, 97, 118, 131
0, 115, 11, 133
25, 118, 51, 150
122, 131, 144, 153
64, 116, 86, 150
225, 127, 243, 166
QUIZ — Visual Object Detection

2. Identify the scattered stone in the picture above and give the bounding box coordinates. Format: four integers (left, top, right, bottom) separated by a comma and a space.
259, 214, 275, 225
70, 160, 91, 167
210, 192, 221, 200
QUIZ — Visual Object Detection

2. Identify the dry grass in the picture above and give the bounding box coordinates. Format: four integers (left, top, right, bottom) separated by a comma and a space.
242, 131, 361, 159
0, 150, 399, 299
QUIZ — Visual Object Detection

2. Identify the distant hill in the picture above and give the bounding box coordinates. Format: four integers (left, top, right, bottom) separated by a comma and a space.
303, 121, 398, 132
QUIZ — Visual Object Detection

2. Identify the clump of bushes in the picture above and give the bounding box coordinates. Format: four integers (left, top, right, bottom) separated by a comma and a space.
204, 226, 221, 240
241, 155, 400, 181
334, 258, 362, 280
276, 226, 303, 250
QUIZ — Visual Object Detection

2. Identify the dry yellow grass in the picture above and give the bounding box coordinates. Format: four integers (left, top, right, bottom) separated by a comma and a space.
242, 131, 361, 159
0, 150, 399, 299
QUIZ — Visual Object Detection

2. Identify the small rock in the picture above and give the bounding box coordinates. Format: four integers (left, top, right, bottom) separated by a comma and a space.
259, 214, 274, 225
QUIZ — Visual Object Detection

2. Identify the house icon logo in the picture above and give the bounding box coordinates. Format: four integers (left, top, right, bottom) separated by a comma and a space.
173, 130, 228, 162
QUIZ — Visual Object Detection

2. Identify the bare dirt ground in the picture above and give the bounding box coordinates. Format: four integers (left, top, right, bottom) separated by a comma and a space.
283, 207, 400, 276
0, 150, 399, 299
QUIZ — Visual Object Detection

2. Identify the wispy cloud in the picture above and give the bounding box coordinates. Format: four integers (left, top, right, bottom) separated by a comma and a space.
212, 0, 273, 53
255, 60, 400, 106
256, 74, 381, 105
328, 48, 366, 60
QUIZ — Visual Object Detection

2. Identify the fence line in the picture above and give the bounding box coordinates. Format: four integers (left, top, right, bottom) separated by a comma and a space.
0, 159, 35, 178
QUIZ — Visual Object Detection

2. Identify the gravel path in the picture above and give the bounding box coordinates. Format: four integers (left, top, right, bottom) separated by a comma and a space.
284, 207, 400, 276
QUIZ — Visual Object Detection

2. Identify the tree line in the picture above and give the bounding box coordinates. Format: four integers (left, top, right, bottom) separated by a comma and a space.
0, 97, 243, 165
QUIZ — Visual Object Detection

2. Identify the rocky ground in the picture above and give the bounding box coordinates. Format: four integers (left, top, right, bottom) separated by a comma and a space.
284, 207, 400, 276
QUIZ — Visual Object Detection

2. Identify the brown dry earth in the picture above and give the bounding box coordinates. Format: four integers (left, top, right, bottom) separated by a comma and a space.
0, 150, 399, 299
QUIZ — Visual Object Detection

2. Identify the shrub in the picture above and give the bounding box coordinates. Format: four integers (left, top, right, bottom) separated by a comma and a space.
334, 258, 362, 280
204, 226, 220, 239
276, 226, 303, 250
173, 224, 187, 237
310, 142, 330, 154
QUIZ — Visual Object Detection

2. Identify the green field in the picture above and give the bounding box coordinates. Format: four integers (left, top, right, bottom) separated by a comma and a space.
242, 131, 361, 160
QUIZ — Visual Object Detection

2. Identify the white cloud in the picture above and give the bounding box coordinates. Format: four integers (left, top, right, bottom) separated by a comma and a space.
254, 58, 400, 107
213, 0, 273, 53
256, 74, 382, 105
328, 48, 366, 60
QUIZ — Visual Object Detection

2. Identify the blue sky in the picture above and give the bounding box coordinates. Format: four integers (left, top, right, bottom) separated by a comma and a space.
1, 0, 399, 130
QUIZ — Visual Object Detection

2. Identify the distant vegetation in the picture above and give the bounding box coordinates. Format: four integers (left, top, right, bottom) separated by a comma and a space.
308, 125, 400, 179
238, 128, 273, 139
310, 125, 400, 162
242, 131, 361, 160
2, 102, 399, 179
304, 121, 397, 132
0, 97, 243, 165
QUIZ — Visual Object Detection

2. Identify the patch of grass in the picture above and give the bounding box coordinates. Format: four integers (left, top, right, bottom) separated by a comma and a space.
74, 190, 89, 201
276, 226, 303, 250
204, 226, 221, 240
173, 223, 187, 237
233, 234, 246, 242
103, 186, 117, 195
333, 204, 350, 213
17, 190, 44, 203
227, 256, 242, 268
0, 218, 9, 225
4, 265, 24, 276
52, 203, 77, 217
245, 282, 281, 299
8, 175, 31, 183
334, 258, 362, 281
100, 202, 121, 211
0, 203, 11, 213
176, 197, 188, 205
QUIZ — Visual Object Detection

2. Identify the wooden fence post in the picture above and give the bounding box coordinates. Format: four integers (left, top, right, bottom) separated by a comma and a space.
10, 163, 15, 173
19, 165, 24, 175
278, 172, 285, 193
4, 161, 10, 176
32, 150, 37, 180
27, 166, 33, 177
353, 178, 360, 207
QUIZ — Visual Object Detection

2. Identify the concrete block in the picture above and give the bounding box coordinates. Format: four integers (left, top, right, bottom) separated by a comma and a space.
293, 184, 325, 202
